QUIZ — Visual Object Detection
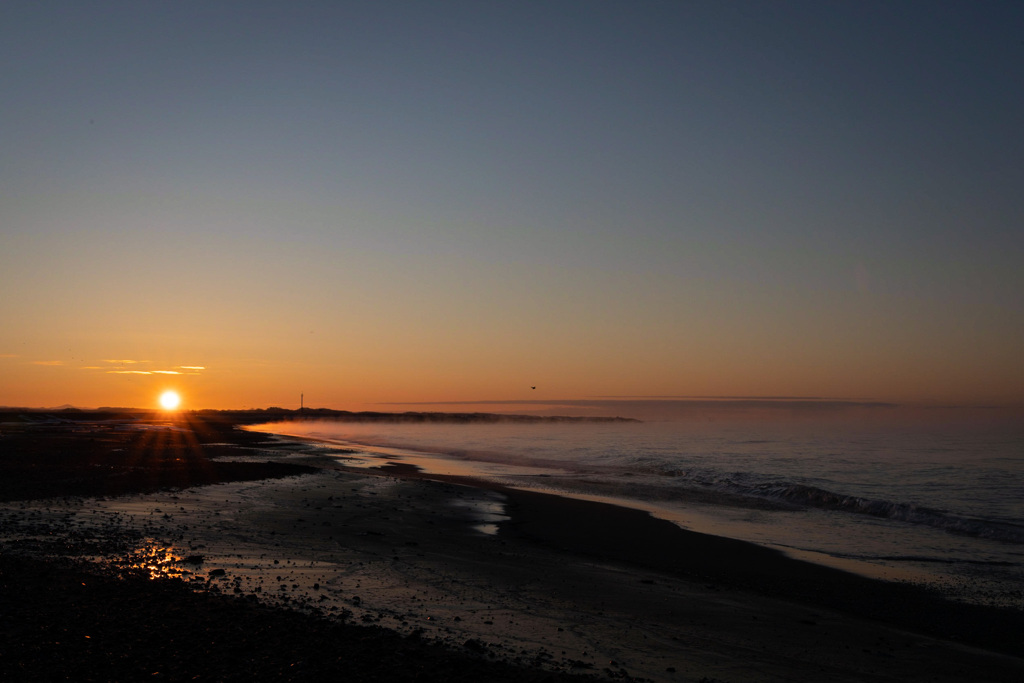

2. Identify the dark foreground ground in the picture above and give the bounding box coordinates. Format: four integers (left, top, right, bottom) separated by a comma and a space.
1, 411, 1022, 682
0, 411, 315, 502
0, 413, 590, 682
0, 553, 585, 682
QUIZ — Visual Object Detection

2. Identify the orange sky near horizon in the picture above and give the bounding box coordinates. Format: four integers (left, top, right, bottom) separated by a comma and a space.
1, 311, 1020, 412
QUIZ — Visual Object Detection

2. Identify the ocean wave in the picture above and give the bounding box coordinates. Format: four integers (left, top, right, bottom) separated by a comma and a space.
626, 460, 1024, 545
740, 481, 1024, 544
874, 555, 1017, 566
526, 467, 1024, 544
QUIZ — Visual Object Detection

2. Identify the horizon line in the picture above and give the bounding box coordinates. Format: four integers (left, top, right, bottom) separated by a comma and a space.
377, 397, 896, 406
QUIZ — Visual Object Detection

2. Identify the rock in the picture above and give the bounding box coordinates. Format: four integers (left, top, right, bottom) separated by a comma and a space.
463, 638, 487, 653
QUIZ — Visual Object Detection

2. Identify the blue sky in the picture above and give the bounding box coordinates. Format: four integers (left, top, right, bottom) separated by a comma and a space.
2, 1, 1022, 409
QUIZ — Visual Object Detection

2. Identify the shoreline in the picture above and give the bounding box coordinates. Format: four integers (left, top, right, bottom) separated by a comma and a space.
2, 414, 1023, 682
372, 461, 1024, 660
249, 422, 1021, 602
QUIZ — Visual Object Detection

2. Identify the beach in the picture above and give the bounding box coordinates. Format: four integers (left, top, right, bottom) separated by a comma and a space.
1, 412, 1022, 682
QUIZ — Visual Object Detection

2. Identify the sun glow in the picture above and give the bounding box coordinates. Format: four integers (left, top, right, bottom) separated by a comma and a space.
159, 390, 181, 410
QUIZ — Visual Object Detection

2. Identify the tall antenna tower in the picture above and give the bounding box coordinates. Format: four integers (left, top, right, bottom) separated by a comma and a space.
300, 393, 304, 411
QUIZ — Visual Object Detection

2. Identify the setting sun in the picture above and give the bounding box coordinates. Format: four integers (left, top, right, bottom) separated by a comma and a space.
159, 390, 181, 410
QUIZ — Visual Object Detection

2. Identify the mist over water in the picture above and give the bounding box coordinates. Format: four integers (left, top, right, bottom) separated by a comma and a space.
250, 411, 1024, 607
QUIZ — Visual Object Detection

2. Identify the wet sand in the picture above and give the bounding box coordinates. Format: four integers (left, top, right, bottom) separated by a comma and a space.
1, 413, 1022, 682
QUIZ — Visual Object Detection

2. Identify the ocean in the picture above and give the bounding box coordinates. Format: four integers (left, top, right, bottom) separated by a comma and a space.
249, 409, 1024, 608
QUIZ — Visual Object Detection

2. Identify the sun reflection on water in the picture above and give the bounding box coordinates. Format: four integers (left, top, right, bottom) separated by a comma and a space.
110, 539, 198, 580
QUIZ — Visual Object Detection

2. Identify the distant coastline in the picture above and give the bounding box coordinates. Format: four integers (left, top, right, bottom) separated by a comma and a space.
0, 406, 640, 425
205, 408, 641, 424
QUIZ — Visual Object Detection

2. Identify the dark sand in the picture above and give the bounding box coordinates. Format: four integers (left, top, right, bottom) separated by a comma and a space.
1, 412, 1022, 682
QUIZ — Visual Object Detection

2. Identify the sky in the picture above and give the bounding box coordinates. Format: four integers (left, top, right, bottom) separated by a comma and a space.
2, 1, 1023, 412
